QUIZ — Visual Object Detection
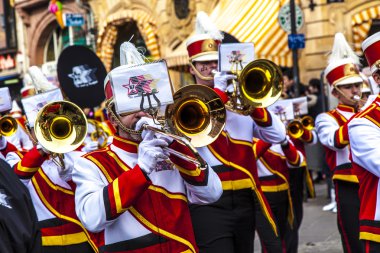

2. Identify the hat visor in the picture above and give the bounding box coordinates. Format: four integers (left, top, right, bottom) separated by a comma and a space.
191, 53, 218, 62
362, 88, 371, 93
335, 76, 363, 86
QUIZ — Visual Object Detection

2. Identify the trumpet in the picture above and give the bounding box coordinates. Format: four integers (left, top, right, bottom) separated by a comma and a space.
224, 59, 283, 115
301, 115, 314, 131
0, 116, 18, 137
287, 116, 315, 139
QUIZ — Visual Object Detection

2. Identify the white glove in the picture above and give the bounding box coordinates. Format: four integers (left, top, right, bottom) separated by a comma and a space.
137, 130, 170, 175
82, 141, 99, 153
106, 136, 113, 145
36, 143, 50, 155
59, 155, 75, 182
135, 117, 161, 139
213, 71, 236, 91
0, 136, 6, 150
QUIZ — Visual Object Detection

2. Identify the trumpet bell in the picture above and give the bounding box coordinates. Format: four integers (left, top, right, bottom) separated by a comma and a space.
0, 116, 18, 136
301, 115, 314, 130
240, 59, 283, 108
34, 101, 88, 153
287, 120, 304, 139
166, 84, 226, 147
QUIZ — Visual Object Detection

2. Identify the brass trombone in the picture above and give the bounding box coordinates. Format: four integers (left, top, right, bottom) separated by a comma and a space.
225, 59, 283, 115
34, 101, 87, 155
0, 116, 18, 137
107, 84, 226, 169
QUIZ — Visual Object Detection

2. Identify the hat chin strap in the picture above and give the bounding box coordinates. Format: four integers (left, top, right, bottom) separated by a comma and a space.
189, 61, 214, 81
333, 85, 362, 107
105, 99, 143, 138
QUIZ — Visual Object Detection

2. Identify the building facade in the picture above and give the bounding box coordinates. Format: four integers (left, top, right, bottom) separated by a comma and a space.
12, 0, 380, 90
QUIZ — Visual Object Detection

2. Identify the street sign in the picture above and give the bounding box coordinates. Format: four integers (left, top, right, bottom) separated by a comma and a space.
64, 13, 85, 27
278, 3, 304, 33
288, 34, 305, 49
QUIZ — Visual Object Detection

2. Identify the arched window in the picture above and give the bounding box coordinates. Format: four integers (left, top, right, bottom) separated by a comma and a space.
111, 21, 151, 69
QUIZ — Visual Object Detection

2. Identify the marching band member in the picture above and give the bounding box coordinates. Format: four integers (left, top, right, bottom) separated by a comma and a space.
286, 117, 317, 253
6, 67, 101, 253
0, 95, 20, 160
254, 137, 304, 253
348, 31, 380, 252
315, 33, 363, 253
187, 12, 286, 253
1, 100, 33, 152
73, 42, 222, 253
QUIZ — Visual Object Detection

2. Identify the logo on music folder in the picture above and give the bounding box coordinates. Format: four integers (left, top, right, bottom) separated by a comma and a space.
122, 74, 158, 98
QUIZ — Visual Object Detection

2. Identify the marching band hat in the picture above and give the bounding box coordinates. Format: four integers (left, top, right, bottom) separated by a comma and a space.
325, 33, 363, 89
28, 66, 57, 92
362, 31, 380, 74
186, 11, 223, 62
104, 42, 146, 100
325, 58, 362, 87
20, 86, 36, 98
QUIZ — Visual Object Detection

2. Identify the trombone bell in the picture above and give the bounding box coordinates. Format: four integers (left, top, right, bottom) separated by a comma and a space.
175, 99, 209, 135
0, 116, 18, 136
34, 101, 87, 153
240, 59, 283, 108
50, 117, 73, 140
166, 84, 226, 148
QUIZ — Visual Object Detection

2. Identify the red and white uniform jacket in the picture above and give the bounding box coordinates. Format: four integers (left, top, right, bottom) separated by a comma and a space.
73, 135, 222, 253
290, 129, 317, 157
0, 137, 18, 161
7, 148, 101, 252
256, 139, 304, 225
289, 134, 316, 198
315, 104, 358, 183
195, 108, 285, 236
209, 108, 286, 191
349, 96, 380, 242
214, 89, 286, 143
256, 140, 304, 192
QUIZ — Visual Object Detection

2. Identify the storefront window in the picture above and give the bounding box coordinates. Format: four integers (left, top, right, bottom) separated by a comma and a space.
44, 27, 63, 62
44, 26, 87, 62
0, 0, 17, 50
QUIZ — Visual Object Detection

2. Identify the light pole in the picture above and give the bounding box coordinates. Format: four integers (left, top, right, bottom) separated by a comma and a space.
290, 0, 300, 97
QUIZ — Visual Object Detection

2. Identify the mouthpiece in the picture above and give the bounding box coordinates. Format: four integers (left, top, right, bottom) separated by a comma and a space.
353, 95, 361, 101
211, 70, 218, 75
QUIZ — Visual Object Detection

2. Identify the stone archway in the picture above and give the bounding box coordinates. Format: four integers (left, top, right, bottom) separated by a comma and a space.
350, 4, 380, 54
97, 9, 160, 71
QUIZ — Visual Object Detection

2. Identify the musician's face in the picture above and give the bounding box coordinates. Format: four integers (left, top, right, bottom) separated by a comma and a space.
373, 71, 380, 85
111, 111, 150, 140
332, 82, 362, 106
190, 60, 218, 87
